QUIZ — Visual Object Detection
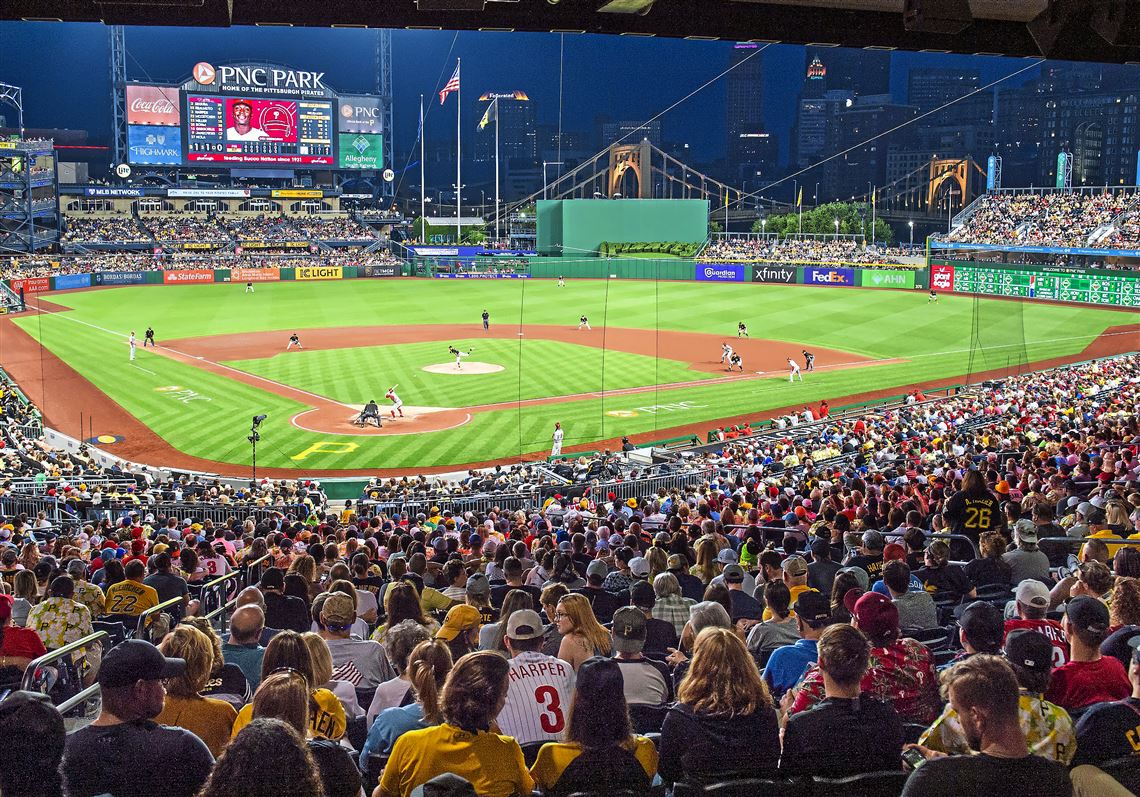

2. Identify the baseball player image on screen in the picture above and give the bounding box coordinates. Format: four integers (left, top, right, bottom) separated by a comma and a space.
496, 609, 576, 745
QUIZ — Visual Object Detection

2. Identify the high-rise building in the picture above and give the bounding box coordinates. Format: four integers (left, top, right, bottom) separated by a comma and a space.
600, 119, 661, 148
804, 46, 890, 98
820, 94, 918, 200
907, 68, 981, 111
473, 91, 537, 164
726, 43, 774, 183
795, 90, 853, 168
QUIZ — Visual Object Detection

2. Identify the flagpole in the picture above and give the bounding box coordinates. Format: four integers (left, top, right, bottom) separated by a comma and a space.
419, 94, 425, 241
455, 57, 461, 245
871, 185, 877, 246
494, 98, 500, 244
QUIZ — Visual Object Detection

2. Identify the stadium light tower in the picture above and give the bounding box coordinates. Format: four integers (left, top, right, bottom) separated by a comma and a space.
0, 83, 24, 137
909, 220, 914, 248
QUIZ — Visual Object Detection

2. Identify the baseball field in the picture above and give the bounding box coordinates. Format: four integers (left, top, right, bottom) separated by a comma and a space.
3, 277, 1137, 476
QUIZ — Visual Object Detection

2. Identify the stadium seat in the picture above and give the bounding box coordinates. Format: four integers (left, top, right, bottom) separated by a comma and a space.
521, 741, 545, 767
360, 752, 388, 791
811, 770, 909, 797
685, 776, 809, 797
629, 703, 670, 734
92, 620, 127, 647
1099, 755, 1140, 793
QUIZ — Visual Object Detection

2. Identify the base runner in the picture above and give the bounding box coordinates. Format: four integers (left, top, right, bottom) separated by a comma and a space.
787, 357, 803, 382
721, 342, 734, 364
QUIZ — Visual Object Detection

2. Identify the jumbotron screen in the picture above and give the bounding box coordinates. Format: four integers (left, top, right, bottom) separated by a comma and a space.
185, 94, 335, 165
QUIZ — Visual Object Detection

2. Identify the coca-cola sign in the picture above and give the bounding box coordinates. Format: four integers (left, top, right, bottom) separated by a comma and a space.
126, 85, 181, 126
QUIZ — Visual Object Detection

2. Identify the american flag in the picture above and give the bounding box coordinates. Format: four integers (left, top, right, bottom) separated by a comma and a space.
439, 62, 460, 105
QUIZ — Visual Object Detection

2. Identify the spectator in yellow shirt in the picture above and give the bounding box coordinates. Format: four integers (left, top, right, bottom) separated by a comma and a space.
104, 560, 160, 617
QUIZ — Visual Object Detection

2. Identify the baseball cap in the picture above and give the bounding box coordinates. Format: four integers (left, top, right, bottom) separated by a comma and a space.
435, 604, 482, 641
260, 567, 285, 591
612, 606, 647, 653
716, 548, 739, 565
846, 591, 898, 645
883, 543, 906, 562
586, 560, 609, 581
630, 580, 656, 609
1013, 519, 1038, 546
958, 601, 1004, 652
861, 530, 886, 550
667, 554, 687, 571
465, 573, 490, 596
1015, 579, 1050, 609
1066, 595, 1109, 635
793, 590, 831, 625
782, 555, 808, 577
505, 609, 544, 641
98, 639, 186, 688
722, 563, 745, 584
1004, 629, 1054, 675
629, 557, 650, 578
837, 566, 870, 592
1127, 635, 1140, 664
320, 592, 356, 627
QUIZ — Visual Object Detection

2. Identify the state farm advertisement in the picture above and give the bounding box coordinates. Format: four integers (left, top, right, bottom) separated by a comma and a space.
231, 267, 281, 282
930, 264, 955, 292
126, 85, 181, 126
162, 269, 215, 284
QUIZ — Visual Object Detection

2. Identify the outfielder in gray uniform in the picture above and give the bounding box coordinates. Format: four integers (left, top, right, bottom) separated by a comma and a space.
496, 609, 577, 745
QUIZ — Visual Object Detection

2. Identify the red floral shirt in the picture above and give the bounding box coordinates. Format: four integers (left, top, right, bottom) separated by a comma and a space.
790, 637, 941, 724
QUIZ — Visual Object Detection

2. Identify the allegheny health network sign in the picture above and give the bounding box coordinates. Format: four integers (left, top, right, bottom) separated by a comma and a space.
338, 133, 383, 170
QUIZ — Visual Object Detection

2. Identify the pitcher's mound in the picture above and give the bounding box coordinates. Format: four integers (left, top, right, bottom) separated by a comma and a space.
422, 362, 504, 375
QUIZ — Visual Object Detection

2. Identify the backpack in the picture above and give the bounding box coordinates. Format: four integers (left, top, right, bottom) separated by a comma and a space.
548, 743, 651, 797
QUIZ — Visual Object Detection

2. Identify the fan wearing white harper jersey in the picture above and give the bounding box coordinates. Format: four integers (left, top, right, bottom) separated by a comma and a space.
496, 609, 577, 745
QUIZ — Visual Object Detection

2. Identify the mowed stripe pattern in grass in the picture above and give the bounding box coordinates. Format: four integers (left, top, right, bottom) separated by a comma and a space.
223, 339, 718, 407
18, 279, 1138, 469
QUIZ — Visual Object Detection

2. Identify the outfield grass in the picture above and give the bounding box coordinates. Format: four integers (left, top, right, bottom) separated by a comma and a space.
16, 278, 1136, 471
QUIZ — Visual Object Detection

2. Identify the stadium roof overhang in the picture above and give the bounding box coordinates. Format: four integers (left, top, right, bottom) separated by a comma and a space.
6, 0, 1140, 62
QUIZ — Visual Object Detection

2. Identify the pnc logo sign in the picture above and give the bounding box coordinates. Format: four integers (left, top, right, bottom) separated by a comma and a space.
193, 62, 216, 85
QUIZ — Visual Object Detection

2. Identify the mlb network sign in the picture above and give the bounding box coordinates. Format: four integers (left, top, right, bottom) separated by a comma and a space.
695, 264, 745, 282
804, 267, 854, 286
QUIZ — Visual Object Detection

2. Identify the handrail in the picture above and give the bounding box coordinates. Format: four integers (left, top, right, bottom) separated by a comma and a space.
20, 630, 108, 691
195, 568, 245, 626
56, 683, 102, 715
135, 596, 185, 636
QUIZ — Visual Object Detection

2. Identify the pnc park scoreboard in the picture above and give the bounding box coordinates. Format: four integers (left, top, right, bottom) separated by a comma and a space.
123, 61, 384, 170
930, 262, 1140, 308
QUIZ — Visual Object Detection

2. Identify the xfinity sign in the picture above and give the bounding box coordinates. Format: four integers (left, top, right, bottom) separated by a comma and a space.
750, 265, 796, 283
695, 264, 745, 282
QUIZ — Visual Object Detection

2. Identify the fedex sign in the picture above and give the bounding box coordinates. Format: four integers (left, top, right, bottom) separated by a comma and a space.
804, 267, 854, 286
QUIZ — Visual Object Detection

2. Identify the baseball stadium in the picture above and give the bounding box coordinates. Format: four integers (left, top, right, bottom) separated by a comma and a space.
1, 5, 1140, 797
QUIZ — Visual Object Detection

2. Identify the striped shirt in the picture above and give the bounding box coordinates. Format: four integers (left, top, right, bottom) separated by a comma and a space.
496, 650, 576, 745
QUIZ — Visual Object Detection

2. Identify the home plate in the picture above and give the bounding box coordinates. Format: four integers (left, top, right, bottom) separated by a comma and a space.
422, 362, 504, 375
346, 404, 450, 416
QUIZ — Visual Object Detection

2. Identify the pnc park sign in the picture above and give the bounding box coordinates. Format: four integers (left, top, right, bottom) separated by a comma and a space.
185, 61, 334, 98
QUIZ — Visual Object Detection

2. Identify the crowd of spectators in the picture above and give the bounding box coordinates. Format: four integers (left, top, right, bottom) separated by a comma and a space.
702, 237, 911, 265
225, 215, 305, 242
290, 216, 377, 242
0, 353, 1136, 795
944, 191, 1140, 250
141, 214, 233, 244
60, 215, 149, 244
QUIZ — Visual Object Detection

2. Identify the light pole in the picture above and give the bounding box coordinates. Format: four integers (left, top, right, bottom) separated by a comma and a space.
543, 161, 564, 200
451, 184, 466, 241
834, 217, 839, 239
815, 182, 820, 206
908, 220, 914, 249
248, 414, 266, 486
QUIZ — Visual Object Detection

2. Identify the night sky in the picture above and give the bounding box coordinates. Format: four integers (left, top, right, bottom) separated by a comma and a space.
0, 23, 1040, 168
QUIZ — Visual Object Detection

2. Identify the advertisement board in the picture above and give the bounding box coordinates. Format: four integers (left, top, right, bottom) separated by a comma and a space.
8, 277, 51, 294
168, 188, 250, 199
128, 125, 182, 166
432, 273, 531, 279
750, 264, 797, 284
125, 85, 181, 126
943, 263, 1139, 307
240, 241, 309, 249
54, 274, 92, 290
338, 96, 384, 134
271, 189, 323, 199
84, 187, 144, 198
930, 264, 955, 292
185, 94, 335, 165
295, 265, 343, 280
231, 267, 281, 282
162, 269, 215, 284
94, 271, 147, 286
858, 269, 916, 289
359, 264, 399, 277
803, 266, 855, 286
694, 264, 745, 283
338, 133, 383, 170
